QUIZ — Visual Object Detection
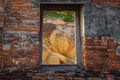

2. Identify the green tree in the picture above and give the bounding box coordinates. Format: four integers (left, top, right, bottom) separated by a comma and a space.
43, 11, 75, 22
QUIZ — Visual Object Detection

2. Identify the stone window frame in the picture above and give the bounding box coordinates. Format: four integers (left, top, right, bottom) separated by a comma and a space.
39, 4, 83, 71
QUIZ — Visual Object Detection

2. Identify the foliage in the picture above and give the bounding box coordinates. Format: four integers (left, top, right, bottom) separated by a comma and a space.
43, 11, 75, 22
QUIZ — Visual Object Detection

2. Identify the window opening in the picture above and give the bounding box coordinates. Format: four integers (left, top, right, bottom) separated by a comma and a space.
39, 4, 83, 71
42, 11, 76, 65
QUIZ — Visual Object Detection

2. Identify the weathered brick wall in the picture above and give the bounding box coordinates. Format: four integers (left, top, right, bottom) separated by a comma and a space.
92, 0, 120, 7
83, 36, 120, 70
0, 0, 40, 72
84, 3, 120, 71
0, 0, 120, 79
0, 0, 3, 73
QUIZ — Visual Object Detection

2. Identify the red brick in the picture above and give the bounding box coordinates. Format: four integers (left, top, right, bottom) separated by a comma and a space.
92, 0, 120, 7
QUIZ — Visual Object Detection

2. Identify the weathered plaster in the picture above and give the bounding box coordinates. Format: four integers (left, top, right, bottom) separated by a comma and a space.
84, 5, 120, 41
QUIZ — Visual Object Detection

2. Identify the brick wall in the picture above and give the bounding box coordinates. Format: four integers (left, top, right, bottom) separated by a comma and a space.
92, 0, 120, 7
83, 36, 120, 70
0, 0, 120, 79
0, 0, 40, 72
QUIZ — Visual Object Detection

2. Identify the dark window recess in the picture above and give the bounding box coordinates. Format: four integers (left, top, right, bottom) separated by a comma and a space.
0, 27, 3, 42
39, 4, 83, 71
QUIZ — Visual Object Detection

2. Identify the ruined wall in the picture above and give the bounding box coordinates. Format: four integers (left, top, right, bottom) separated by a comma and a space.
0, 0, 40, 72
0, 0, 120, 79
84, 4, 120, 70
0, 0, 4, 72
